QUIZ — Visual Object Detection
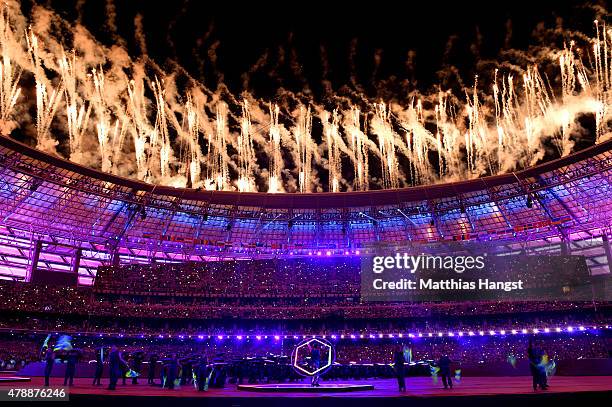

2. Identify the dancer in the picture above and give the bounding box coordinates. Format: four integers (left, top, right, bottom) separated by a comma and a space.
438, 354, 453, 389
43, 347, 54, 387
131, 351, 144, 384
165, 354, 179, 389
393, 345, 406, 392
92, 347, 104, 386
107, 346, 125, 390
309, 342, 321, 387
528, 339, 548, 390
147, 353, 158, 385
194, 356, 209, 391
63, 349, 80, 387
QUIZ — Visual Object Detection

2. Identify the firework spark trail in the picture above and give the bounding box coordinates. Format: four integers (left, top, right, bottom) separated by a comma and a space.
27, 30, 63, 153
185, 94, 202, 188
58, 49, 91, 160
294, 105, 313, 193
342, 107, 369, 191
151, 77, 172, 180
394, 99, 438, 185
126, 71, 152, 180
91, 67, 127, 174
465, 76, 495, 175
435, 91, 462, 178
237, 99, 256, 192
0, 5, 611, 192
268, 103, 282, 193
206, 102, 229, 191
321, 109, 341, 192
371, 102, 400, 189
0, 7, 21, 134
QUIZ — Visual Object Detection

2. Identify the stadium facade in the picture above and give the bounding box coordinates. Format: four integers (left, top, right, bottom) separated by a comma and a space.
0, 135, 611, 285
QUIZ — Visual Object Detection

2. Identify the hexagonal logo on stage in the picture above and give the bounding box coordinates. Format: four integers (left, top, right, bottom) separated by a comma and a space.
291, 337, 335, 377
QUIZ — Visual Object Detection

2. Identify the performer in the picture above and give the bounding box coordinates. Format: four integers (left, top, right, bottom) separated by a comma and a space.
180, 356, 193, 385
121, 353, 129, 385
43, 347, 54, 387
147, 353, 158, 385
527, 339, 548, 390
195, 356, 209, 391
63, 349, 80, 387
438, 354, 452, 389
132, 351, 144, 384
309, 342, 321, 387
165, 354, 179, 389
107, 346, 125, 390
92, 347, 104, 386
393, 345, 406, 392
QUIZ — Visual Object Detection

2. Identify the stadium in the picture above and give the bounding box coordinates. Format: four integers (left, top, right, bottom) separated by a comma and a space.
0, 1, 611, 406
1, 125, 611, 405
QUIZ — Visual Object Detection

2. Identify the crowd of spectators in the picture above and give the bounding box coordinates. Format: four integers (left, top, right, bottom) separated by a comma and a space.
0, 281, 91, 315
0, 278, 607, 321
94, 259, 361, 297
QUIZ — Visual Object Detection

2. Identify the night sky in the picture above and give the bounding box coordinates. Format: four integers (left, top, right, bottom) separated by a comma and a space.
23, 0, 605, 101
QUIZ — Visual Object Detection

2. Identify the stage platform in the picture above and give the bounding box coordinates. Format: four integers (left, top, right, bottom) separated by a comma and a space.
1, 375, 610, 406
237, 383, 375, 392
0, 376, 31, 383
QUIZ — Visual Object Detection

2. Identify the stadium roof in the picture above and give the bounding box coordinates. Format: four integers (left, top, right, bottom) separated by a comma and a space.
2, 135, 611, 209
